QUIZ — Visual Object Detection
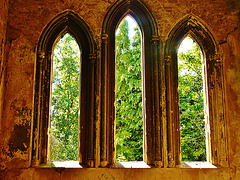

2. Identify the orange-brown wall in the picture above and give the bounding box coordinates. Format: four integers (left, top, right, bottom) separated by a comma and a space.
0, 0, 9, 141
0, 0, 240, 179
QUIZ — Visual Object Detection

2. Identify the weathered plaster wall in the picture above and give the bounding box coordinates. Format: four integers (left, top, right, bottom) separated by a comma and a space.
0, 0, 9, 171
0, 0, 9, 135
0, 0, 240, 179
1, 167, 240, 180
224, 28, 240, 167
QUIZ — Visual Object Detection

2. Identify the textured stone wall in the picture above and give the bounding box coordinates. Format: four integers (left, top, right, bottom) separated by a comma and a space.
0, 0, 9, 138
0, 0, 9, 174
224, 27, 240, 167
0, 0, 8, 79
1, 167, 239, 180
0, 0, 240, 179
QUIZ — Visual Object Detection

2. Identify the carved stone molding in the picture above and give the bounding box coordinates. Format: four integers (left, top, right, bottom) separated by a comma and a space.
89, 53, 97, 64
101, 34, 108, 40
154, 160, 163, 167
187, 16, 198, 27
100, 160, 108, 167
87, 160, 95, 168
210, 54, 222, 69
37, 52, 45, 59
151, 35, 160, 45
164, 56, 172, 65
126, 0, 131, 4
168, 153, 175, 167
64, 16, 69, 23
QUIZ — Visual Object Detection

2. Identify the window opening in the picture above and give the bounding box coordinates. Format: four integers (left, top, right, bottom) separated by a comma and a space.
49, 33, 80, 161
115, 16, 143, 162
177, 36, 207, 162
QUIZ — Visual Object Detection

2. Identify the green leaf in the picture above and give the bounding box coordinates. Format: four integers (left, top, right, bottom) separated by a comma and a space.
178, 37, 206, 161
116, 19, 143, 161
50, 33, 80, 161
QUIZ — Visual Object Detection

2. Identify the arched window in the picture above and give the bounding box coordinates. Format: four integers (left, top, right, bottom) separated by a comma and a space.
115, 16, 143, 162
165, 16, 228, 167
49, 33, 80, 161
100, 0, 161, 167
177, 36, 206, 162
31, 11, 96, 167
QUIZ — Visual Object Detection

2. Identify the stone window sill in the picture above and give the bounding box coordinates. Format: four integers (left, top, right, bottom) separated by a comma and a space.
41, 161, 216, 169
178, 161, 217, 168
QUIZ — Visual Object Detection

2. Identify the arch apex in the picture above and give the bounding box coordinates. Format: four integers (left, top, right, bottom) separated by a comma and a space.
37, 10, 96, 54
165, 14, 218, 56
102, 0, 158, 37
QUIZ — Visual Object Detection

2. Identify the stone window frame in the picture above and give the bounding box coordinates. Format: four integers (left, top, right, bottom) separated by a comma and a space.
31, 11, 97, 167
164, 15, 228, 167
100, 0, 163, 167
30, 3, 229, 169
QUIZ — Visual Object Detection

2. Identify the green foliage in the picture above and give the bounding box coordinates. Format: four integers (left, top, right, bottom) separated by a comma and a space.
178, 38, 206, 161
49, 33, 80, 161
48, 25, 206, 163
116, 19, 143, 161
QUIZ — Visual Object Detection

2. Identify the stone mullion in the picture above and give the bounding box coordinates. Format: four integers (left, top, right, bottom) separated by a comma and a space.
35, 52, 50, 166
208, 54, 228, 167
95, 39, 101, 168
108, 35, 115, 166
162, 55, 171, 167
165, 55, 175, 167
32, 53, 44, 166
208, 54, 218, 165
86, 54, 96, 167
100, 34, 108, 167
144, 39, 153, 165
173, 52, 181, 167
151, 36, 162, 167
202, 55, 211, 163
42, 52, 51, 165
164, 55, 180, 167
215, 55, 227, 166
161, 52, 168, 167
215, 58, 228, 167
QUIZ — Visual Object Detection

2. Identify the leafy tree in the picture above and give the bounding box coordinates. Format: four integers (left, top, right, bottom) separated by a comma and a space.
50, 33, 80, 161
178, 38, 206, 161
116, 19, 143, 161
48, 25, 206, 163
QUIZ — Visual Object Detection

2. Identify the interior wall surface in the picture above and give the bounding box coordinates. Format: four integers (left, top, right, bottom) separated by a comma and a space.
0, 0, 9, 141
0, 0, 240, 179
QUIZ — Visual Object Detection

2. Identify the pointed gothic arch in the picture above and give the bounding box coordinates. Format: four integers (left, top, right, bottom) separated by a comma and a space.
100, 0, 162, 167
32, 11, 96, 167
164, 15, 228, 167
